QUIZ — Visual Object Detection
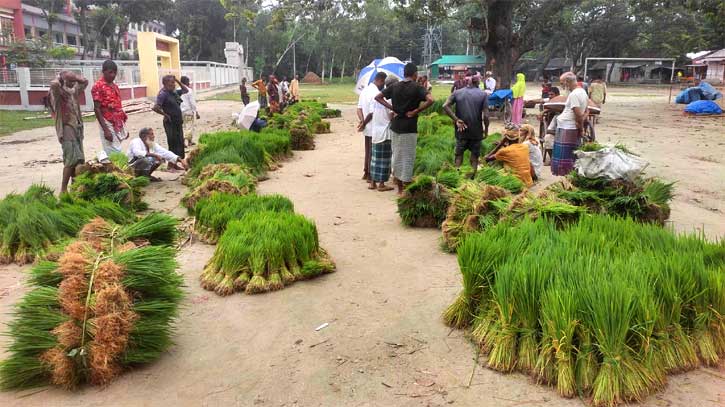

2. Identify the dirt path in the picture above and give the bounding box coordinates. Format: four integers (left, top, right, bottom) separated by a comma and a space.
0, 90, 723, 406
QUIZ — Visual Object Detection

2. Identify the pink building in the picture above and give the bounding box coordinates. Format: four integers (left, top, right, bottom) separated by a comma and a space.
0, 0, 25, 66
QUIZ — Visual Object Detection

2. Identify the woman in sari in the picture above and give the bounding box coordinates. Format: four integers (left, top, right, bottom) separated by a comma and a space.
511, 73, 526, 125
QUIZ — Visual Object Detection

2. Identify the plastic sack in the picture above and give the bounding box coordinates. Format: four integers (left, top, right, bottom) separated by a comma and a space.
684, 100, 723, 115
698, 81, 723, 100
574, 147, 648, 181
675, 87, 703, 104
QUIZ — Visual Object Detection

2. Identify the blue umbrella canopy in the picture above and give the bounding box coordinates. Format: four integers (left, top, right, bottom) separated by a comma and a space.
355, 57, 406, 94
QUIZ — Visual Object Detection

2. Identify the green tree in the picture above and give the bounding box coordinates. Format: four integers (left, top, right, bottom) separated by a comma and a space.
25, 0, 63, 48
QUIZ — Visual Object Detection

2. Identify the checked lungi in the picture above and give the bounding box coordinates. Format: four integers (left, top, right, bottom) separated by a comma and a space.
551, 127, 581, 176
390, 131, 417, 183
370, 140, 392, 182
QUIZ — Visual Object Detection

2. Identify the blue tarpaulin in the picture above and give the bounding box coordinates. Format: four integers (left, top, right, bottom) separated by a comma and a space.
684, 100, 723, 115
675, 81, 723, 104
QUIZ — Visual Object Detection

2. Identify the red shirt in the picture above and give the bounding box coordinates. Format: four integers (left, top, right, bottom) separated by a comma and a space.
91, 78, 128, 131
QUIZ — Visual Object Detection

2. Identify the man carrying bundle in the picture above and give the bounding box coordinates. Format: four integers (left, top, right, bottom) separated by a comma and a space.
127, 128, 188, 180
49, 71, 89, 193
442, 74, 489, 179
375, 63, 434, 195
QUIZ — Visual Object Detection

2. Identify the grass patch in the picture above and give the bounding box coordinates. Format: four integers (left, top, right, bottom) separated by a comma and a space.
0, 110, 95, 137
208, 83, 452, 105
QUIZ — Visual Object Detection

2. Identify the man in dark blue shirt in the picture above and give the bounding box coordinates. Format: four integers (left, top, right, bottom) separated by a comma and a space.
443, 75, 489, 178
153, 75, 188, 168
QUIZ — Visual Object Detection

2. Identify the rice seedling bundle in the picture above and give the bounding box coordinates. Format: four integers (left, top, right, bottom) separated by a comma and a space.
193, 193, 294, 243
71, 172, 150, 212
191, 131, 271, 177
251, 129, 292, 158
397, 176, 451, 228
445, 215, 725, 406
0, 185, 133, 265
550, 173, 674, 225
0, 215, 182, 390
289, 120, 315, 150
440, 182, 510, 252
200, 211, 334, 296
474, 166, 525, 194
181, 164, 257, 211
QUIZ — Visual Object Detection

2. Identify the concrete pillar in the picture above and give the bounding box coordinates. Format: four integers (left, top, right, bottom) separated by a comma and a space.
17, 67, 30, 109
82, 67, 94, 111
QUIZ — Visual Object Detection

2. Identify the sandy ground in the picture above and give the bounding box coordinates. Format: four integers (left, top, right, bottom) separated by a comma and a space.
0, 86, 723, 406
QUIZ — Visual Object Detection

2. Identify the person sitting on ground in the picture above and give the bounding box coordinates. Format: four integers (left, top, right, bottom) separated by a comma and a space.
519, 124, 543, 181
50, 70, 89, 193
443, 74, 489, 179
180, 76, 200, 147
240, 78, 250, 105
127, 128, 187, 180
92, 59, 128, 155
152, 75, 188, 170
485, 125, 534, 187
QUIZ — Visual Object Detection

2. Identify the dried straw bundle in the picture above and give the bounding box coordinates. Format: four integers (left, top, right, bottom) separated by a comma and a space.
446, 216, 725, 406
200, 211, 334, 296
441, 182, 510, 252
0, 215, 182, 390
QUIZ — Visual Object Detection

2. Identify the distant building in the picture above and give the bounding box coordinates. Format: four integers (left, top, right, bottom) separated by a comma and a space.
0, 0, 25, 66
430, 55, 486, 80
691, 49, 725, 84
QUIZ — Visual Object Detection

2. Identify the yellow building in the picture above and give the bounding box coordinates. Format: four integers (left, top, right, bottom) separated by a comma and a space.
137, 32, 181, 96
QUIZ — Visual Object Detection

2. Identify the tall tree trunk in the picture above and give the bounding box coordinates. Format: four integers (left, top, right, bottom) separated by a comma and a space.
538, 39, 556, 82
485, 1, 515, 88
305, 51, 312, 75
329, 51, 335, 82
340, 58, 345, 81
321, 57, 325, 82
78, 7, 89, 60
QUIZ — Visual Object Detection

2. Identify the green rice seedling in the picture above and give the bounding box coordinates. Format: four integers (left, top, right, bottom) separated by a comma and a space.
435, 166, 464, 189
475, 166, 525, 193
397, 176, 451, 228
70, 172, 149, 211
182, 166, 258, 211
193, 193, 294, 243
109, 152, 130, 171
537, 286, 579, 396
201, 211, 333, 296
578, 142, 605, 152
0, 217, 183, 390
191, 132, 270, 177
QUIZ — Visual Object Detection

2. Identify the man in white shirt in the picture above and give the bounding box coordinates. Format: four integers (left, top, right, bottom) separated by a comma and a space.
552, 71, 589, 176
356, 71, 387, 182
363, 76, 398, 192
127, 128, 187, 179
484, 71, 496, 95
180, 76, 200, 147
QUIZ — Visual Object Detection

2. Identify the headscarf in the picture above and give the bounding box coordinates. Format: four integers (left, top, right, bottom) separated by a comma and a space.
511, 73, 526, 98
519, 124, 537, 145
503, 123, 520, 141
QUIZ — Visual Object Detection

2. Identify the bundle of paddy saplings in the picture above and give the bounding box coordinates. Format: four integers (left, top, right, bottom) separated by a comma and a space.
444, 215, 725, 406
397, 175, 451, 228
193, 192, 294, 243
0, 185, 132, 265
549, 172, 674, 225
189, 130, 288, 178
71, 171, 150, 212
200, 211, 335, 295
181, 163, 257, 211
262, 101, 336, 150
0, 213, 182, 390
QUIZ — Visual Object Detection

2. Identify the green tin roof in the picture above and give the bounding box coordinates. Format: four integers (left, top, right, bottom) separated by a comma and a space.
431, 55, 486, 66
